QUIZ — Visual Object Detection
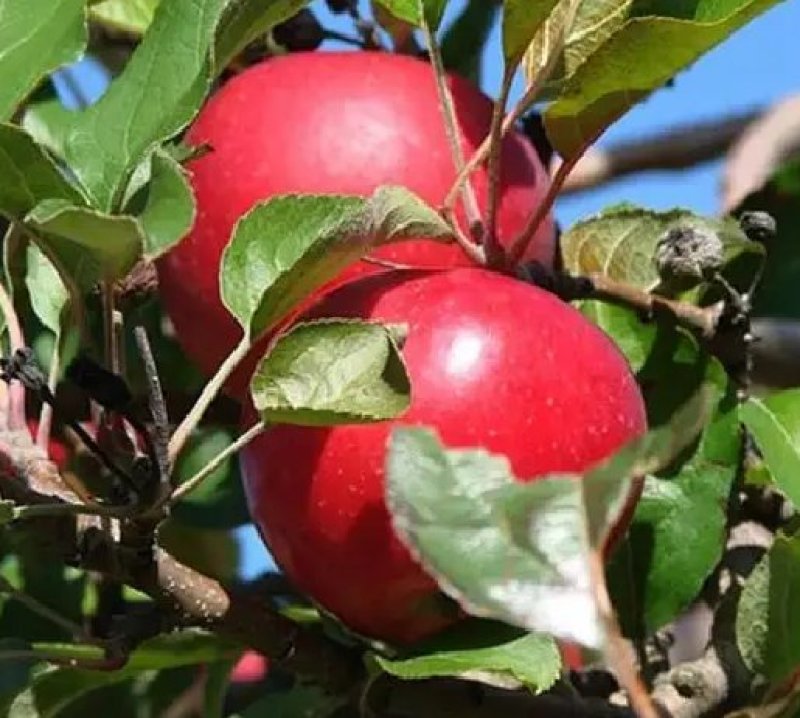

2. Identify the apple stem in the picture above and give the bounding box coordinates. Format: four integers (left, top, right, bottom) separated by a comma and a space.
483, 67, 516, 268
167, 336, 252, 466
163, 419, 267, 511
0, 273, 26, 432
443, 44, 564, 219
421, 19, 485, 252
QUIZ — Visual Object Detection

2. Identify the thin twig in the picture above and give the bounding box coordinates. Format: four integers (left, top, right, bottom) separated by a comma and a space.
590, 553, 660, 718
483, 67, 515, 267
421, 19, 483, 245
13, 501, 132, 521
587, 274, 724, 339
561, 109, 761, 195
162, 419, 266, 512
167, 336, 251, 464
134, 326, 170, 486
443, 42, 564, 214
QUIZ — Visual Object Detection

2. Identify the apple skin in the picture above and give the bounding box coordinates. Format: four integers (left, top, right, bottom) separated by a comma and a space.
240, 268, 647, 645
230, 651, 269, 684
157, 51, 555, 397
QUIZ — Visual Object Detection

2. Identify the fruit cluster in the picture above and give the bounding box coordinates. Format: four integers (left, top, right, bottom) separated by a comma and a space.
157, 52, 647, 644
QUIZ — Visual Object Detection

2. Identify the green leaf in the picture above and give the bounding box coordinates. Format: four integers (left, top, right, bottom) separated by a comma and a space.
0, 639, 33, 715
221, 187, 453, 340
740, 390, 800, 508
579, 311, 740, 635
63, 0, 229, 210
385, 396, 708, 648
21, 99, 74, 160
25, 242, 68, 335
561, 205, 761, 292
374, 0, 447, 29
135, 149, 196, 260
89, 0, 159, 34
25, 199, 144, 285
171, 427, 250, 529
0, 124, 84, 218
7, 632, 241, 718
523, 1, 630, 95
440, 0, 498, 80
0, 0, 87, 121
737, 534, 800, 686
375, 620, 560, 692
251, 319, 411, 425
0, 500, 14, 525
213, 0, 309, 74
502, 0, 561, 65
544, 0, 782, 159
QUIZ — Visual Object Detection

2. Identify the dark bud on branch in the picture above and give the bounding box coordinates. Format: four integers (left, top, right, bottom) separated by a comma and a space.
0, 347, 51, 399
738, 211, 777, 244
66, 355, 133, 413
654, 225, 724, 284
273, 9, 325, 52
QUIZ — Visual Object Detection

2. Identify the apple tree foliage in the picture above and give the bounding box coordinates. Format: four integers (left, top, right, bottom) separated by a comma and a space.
0, 0, 798, 716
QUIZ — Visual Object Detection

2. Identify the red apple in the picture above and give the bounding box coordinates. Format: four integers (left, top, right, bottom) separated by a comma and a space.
157, 51, 555, 397
230, 651, 269, 683
240, 268, 647, 645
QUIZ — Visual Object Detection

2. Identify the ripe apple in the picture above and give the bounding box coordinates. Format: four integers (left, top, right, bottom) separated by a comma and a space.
230, 651, 270, 684
157, 51, 556, 397
240, 268, 647, 645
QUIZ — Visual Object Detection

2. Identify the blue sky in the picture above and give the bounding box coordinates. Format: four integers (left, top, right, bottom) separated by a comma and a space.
57, 0, 800, 578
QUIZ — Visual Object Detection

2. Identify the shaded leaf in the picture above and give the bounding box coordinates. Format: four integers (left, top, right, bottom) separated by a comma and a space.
375, 620, 560, 692
25, 243, 68, 335
136, 149, 196, 260
221, 187, 452, 339
251, 319, 411, 425
440, 0, 498, 80
213, 0, 309, 74
374, 0, 447, 29
740, 390, 800, 508
25, 199, 144, 284
171, 427, 250, 529
0, 124, 83, 218
0, 0, 87, 121
7, 632, 241, 718
561, 205, 761, 292
63, 0, 229, 210
544, 0, 782, 159
737, 534, 800, 686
